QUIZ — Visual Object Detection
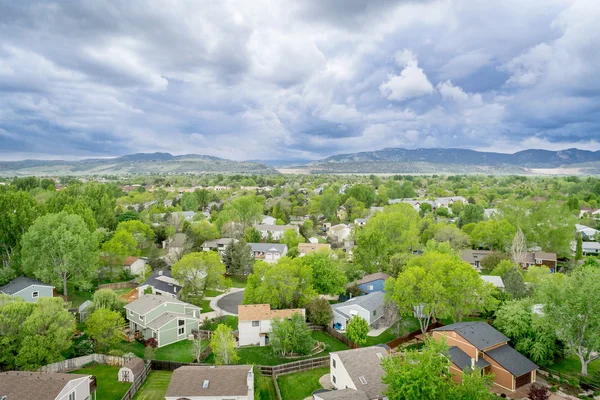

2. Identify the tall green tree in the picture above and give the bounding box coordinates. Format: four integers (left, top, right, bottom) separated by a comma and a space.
211, 324, 238, 365
181, 192, 199, 211
22, 212, 99, 297
116, 220, 155, 249
0, 296, 36, 369
538, 266, 600, 375
89, 288, 126, 314
575, 233, 583, 261
459, 204, 485, 226
222, 239, 254, 276
101, 230, 138, 278
346, 315, 369, 346
300, 253, 347, 296
243, 226, 262, 243
469, 219, 515, 251
271, 313, 315, 356
347, 184, 376, 207
280, 228, 304, 250
186, 220, 219, 251
86, 308, 125, 353
216, 195, 263, 230
502, 266, 529, 299
172, 252, 228, 302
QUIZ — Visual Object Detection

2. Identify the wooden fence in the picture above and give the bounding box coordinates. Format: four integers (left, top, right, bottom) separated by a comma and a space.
385, 321, 445, 350
325, 325, 358, 349
40, 354, 133, 373
120, 363, 151, 400
261, 356, 329, 376
98, 281, 138, 290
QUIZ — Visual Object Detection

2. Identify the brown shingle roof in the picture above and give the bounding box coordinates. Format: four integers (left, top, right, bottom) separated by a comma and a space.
238, 304, 304, 321
124, 256, 139, 266
165, 366, 252, 397
122, 357, 146, 376
0, 371, 90, 400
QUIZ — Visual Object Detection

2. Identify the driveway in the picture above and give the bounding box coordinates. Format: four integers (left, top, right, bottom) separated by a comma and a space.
214, 289, 245, 315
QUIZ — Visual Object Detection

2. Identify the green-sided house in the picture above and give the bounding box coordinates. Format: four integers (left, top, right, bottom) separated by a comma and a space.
125, 294, 201, 347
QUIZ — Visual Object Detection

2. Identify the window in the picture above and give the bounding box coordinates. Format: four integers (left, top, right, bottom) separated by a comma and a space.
69, 392, 75, 400
332, 359, 336, 368
359, 376, 368, 385
32, 291, 39, 298
139, 314, 144, 321
373, 309, 377, 316
367, 285, 373, 291
252, 321, 259, 327
153, 331, 157, 339
535, 258, 542, 264
129, 310, 133, 316
202, 380, 210, 388
178, 319, 185, 335
332, 375, 336, 384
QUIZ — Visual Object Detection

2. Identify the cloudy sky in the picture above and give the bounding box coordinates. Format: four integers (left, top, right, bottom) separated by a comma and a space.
1, 0, 599, 161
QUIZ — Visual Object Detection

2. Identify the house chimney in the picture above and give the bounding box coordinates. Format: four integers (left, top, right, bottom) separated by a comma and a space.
247, 368, 255, 399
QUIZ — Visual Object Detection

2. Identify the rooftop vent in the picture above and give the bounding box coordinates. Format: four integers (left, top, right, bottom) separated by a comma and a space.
359, 376, 367, 385
202, 380, 209, 389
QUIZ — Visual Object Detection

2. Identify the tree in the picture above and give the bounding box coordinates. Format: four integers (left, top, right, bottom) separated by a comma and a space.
469, 220, 515, 251
181, 192, 199, 211
101, 230, 139, 278
211, 324, 238, 365
191, 335, 209, 363
13, 297, 75, 370
502, 266, 529, 299
538, 266, 600, 375
493, 299, 560, 366
244, 259, 316, 309
222, 239, 254, 276
346, 315, 369, 346
243, 226, 262, 243
281, 228, 305, 250
432, 225, 471, 250
510, 227, 527, 266
21, 212, 98, 297
343, 197, 366, 222
459, 204, 484, 226
0, 297, 36, 369
319, 189, 340, 221
481, 252, 511, 272
172, 252, 228, 302
575, 232, 583, 261
347, 184, 376, 208
354, 203, 420, 273
216, 195, 263, 230
306, 297, 333, 326
186, 220, 220, 251
300, 253, 347, 296
116, 220, 155, 249
271, 313, 315, 356
86, 308, 125, 353
90, 288, 126, 314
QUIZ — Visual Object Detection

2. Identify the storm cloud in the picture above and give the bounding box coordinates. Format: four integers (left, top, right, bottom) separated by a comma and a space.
0, 0, 599, 161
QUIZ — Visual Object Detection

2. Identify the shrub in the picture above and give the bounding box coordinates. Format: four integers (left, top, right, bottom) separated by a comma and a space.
528, 383, 550, 400
145, 337, 158, 348
108, 349, 124, 356
73, 339, 94, 357
306, 298, 333, 326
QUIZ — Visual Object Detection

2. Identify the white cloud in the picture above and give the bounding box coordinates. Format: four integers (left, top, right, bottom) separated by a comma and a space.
437, 80, 483, 104
379, 50, 435, 102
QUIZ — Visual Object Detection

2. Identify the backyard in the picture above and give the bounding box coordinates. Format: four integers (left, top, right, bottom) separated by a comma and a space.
277, 367, 329, 400
549, 356, 600, 377
255, 374, 278, 400
112, 339, 195, 362
133, 371, 172, 400
70, 364, 131, 400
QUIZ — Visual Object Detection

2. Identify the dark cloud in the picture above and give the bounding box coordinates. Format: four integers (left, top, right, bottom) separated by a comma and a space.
0, 0, 599, 161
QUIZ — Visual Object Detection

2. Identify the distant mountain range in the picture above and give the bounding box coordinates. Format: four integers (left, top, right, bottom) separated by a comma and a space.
1, 148, 599, 176
0, 153, 275, 176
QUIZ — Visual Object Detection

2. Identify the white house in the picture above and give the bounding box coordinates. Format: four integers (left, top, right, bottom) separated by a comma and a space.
327, 346, 388, 400
238, 304, 305, 347
261, 215, 277, 225
328, 224, 352, 243
254, 224, 299, 240
298, 243, 331, 257
576, 224, 599, 241
331, 292, 385, 331
165, 366, 254, 400
248, 243, 287, 263
123, 256, 147, 276
572, 241, 600, 256
0, 371, 96, 400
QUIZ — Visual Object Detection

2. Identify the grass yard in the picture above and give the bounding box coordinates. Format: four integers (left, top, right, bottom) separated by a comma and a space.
204, 289, 223, 298
133, 371, 172, 400
113, 287, 134, 296
70, 364, 131, 400
68, 287, 94, 308
227, 275, 247, 288
202, 315, 239, 331
363, 316, 421, 347
550, 356, 600, 377
112, 339, 195, 362
277, 367, 329, 400
255, 374, 278, 400
200, 299, 214, 313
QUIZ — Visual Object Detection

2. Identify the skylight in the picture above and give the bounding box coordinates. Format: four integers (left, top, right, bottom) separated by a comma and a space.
202, 380, 209, 389
359, 376, 367, 385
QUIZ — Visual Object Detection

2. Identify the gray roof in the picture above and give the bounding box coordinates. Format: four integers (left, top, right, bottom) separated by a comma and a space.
0, 371, 90, 400
249, 243, 287, 253
122, 357, 146, 376
202, 238, 237, 248
139, 269, 182, 295
332, 346, 387, 399
0, 276, 54, 295
125, 294, 197, 315
448, 346, 490, 371
333, 292, 385, 313
460, 250, 494, 265
485, 344, 538, 376
146, 312, 197, 329
433, 322, 509, 350
170, 233, 187, 247
255, 224, 296, 232
480, 275, 505, 288
78, 300, 92, 313
166, 366, 252, 397
315, 389, 370, 400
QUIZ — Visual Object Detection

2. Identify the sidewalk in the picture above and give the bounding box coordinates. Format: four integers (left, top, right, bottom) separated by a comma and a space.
208, 287, 245, 317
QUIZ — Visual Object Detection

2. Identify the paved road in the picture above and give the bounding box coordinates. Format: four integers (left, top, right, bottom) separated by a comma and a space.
216, 290, 245, 315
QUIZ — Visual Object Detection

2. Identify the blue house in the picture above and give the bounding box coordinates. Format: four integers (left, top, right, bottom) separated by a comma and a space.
0, 276, 55, 303
341, 272, 390, 301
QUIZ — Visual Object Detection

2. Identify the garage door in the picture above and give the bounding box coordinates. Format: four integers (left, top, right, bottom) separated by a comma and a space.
515, 372, 532, 388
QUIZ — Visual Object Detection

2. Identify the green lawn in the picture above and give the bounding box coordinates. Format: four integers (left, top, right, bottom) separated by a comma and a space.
204, 289, 224, 298
277, 367, 329, 400
70, 364, 131, 400
203, 315, 239, 331
549, 356, 600, 377
255, 374, 278, 400
228, 275, 247, 288
200, 299, 214, 313
112, 340, 194, 362
68, 288, 94, 308
205, 330, 348, 366
363, 317, 421, 347
133, 371, 172, 400
114, 287, 134, 296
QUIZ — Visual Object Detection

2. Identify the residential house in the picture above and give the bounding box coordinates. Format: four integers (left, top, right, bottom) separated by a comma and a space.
162, 233, 187, 255
579, 208, 600, 219
347, 273, 390, 295
460, 250, 494, 271
165, 365, 254, 400
261, 215, 277, 225
521, 251, 557, 272
137, 269, 182, 298
369, 206, 384, 215
0, 276, 54, 303
248, 243, 287, 263
576, 224, 599, 241
0, 371, 96, 400
327, 224, 352, 244
480, 275, 505, 289
433, 196, 468, 209
433, 322, 538, 392
572, 241, 600, 256
124, 295, 200, 348
332, 292, 384, 331
298, 243, 331, 256
354, 218, 368, 227
327, 346, 388, 399
254, 224, 299, 240
238, 304, 305, 346
123, 256, 147, 276
336, 206, 348, 220
202, 238, 238, 256
484, 208, 498, 219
